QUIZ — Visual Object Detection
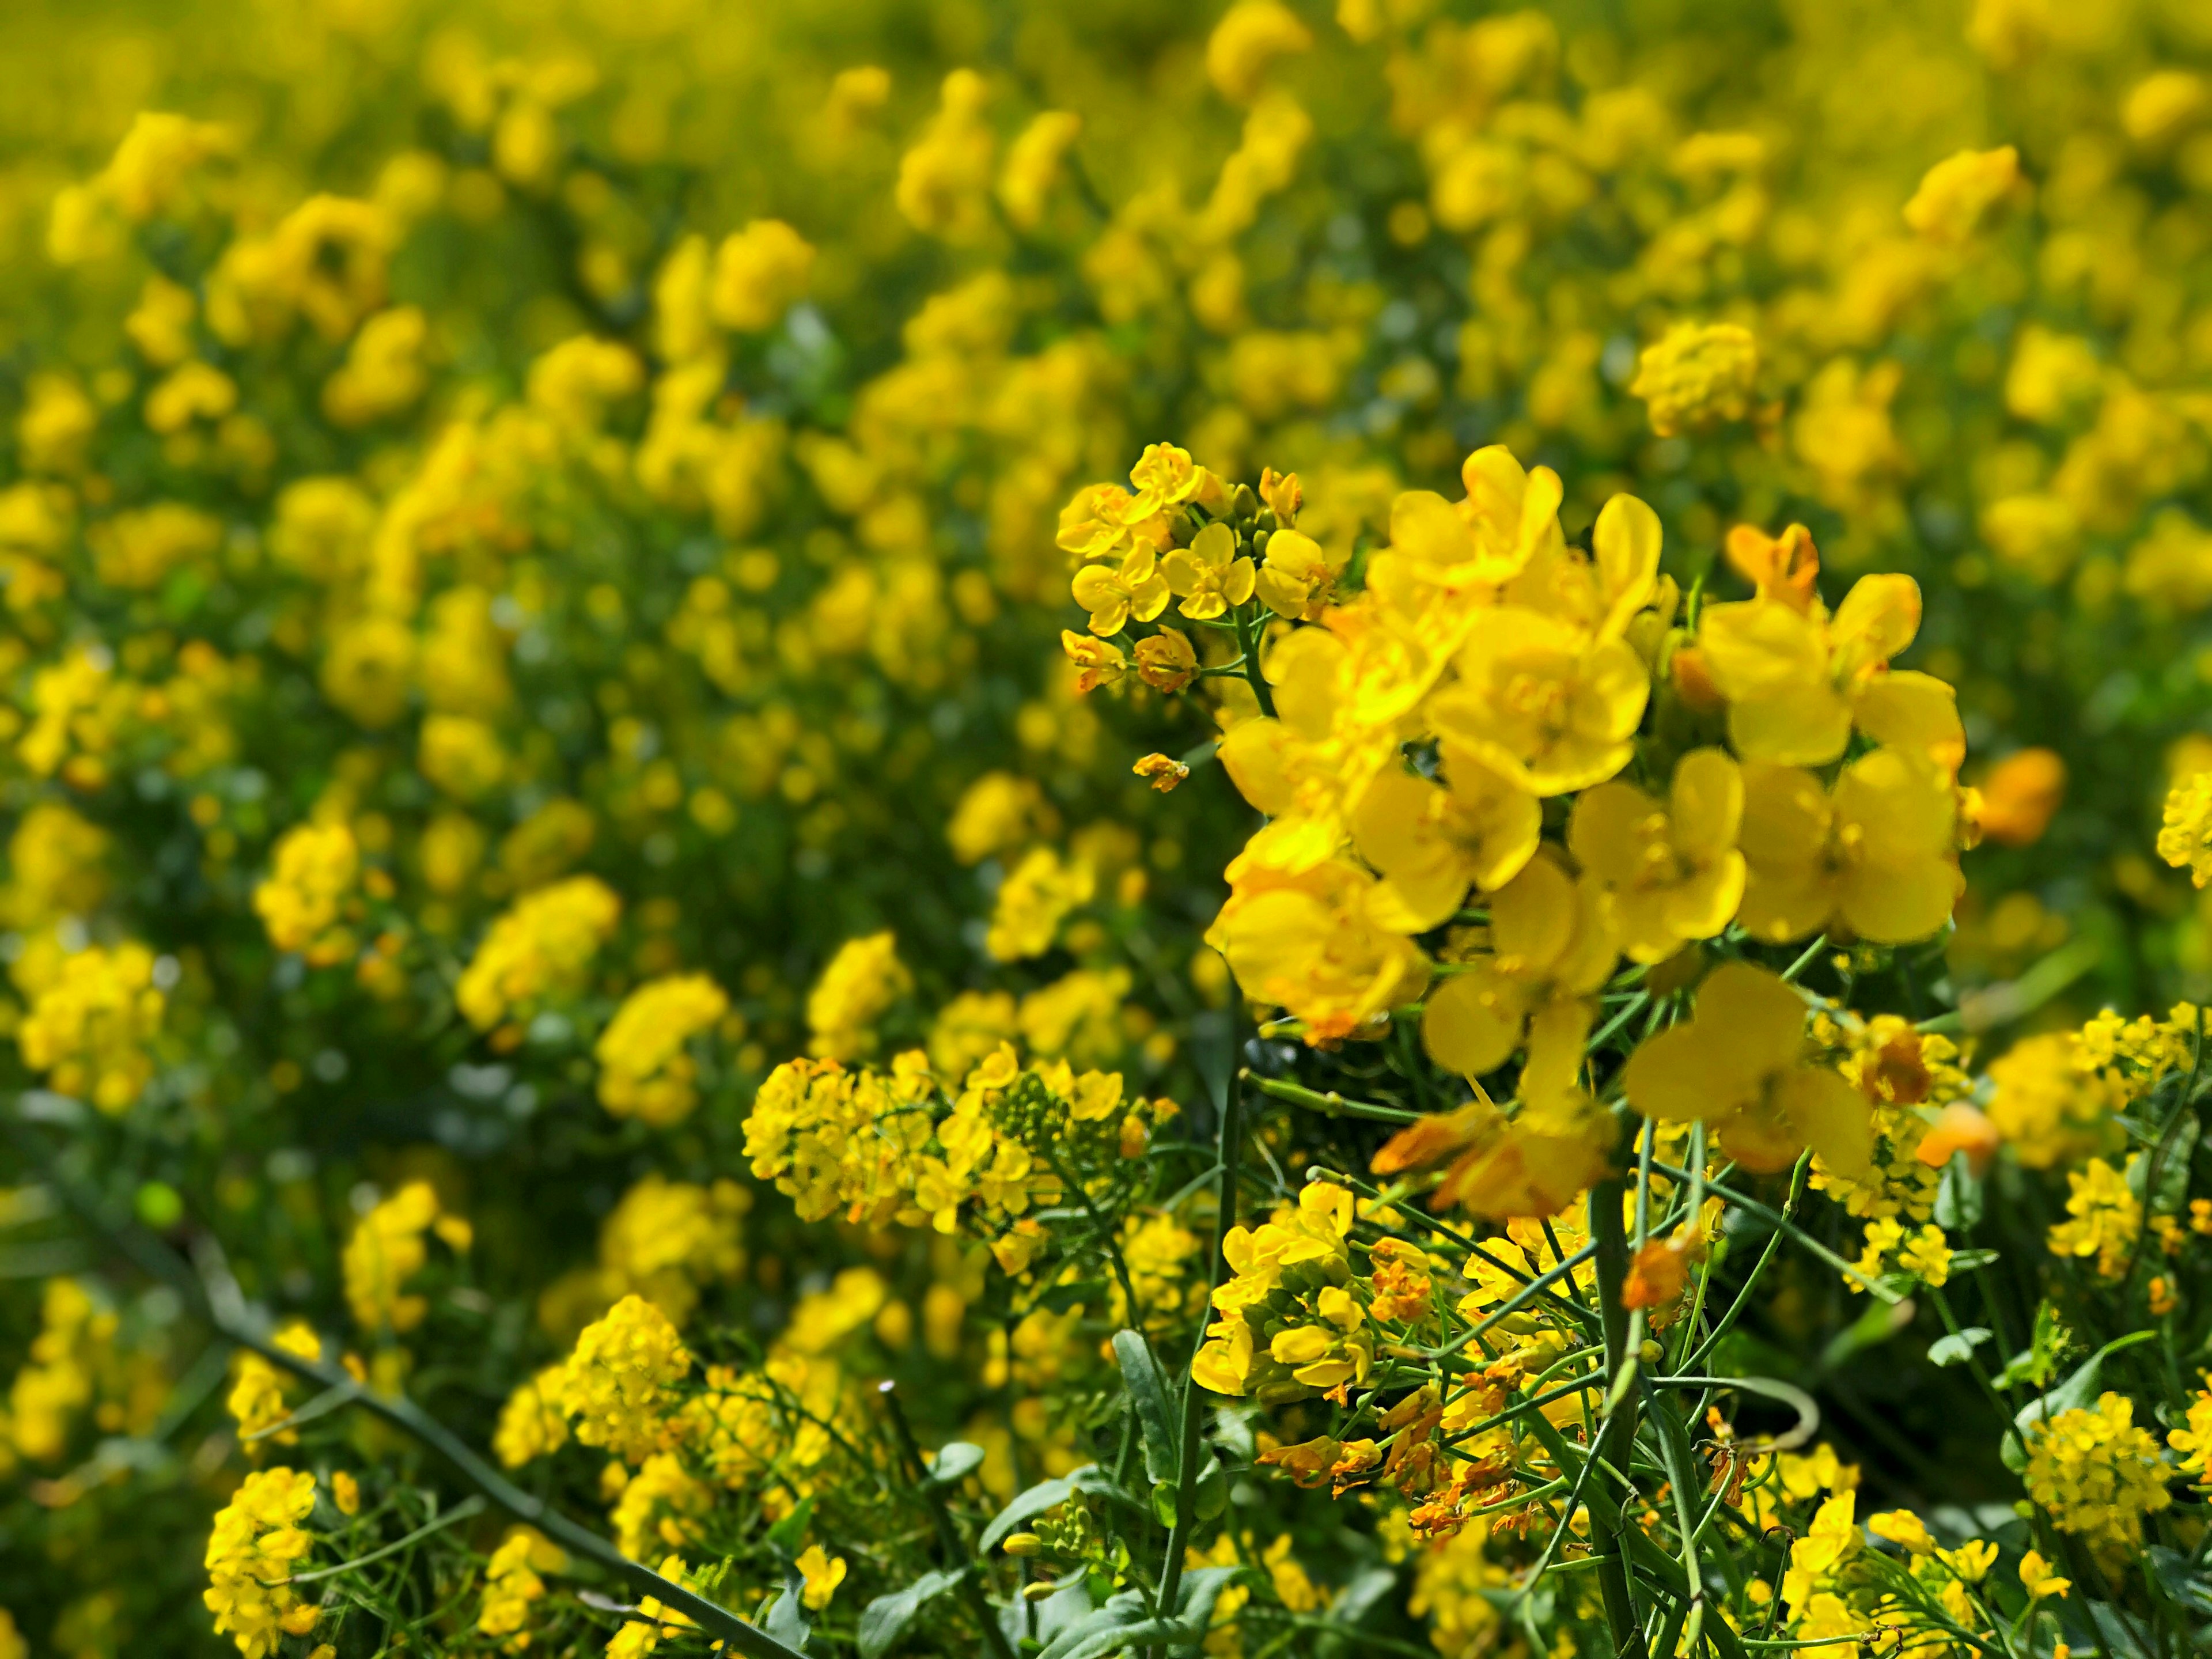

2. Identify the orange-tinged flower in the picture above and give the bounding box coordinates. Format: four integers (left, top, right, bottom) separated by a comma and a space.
1133, 753, 1190, 792
1914, 1101, 2001, 1175
1736, 751, 1960, 945
1621, 1230, 1699, 1310
1134, 626, 1199, 692
1724, 522, 1821, 614
1351, 747, 1540, 932
1624, 960, 1873, 1176
1420, 850, 1615, 1101
1972, 747, 2066, 847
1256, 1433, 1343, 1486
1568, 747, 1745, 963
1164, 521, 1256, 620
1431, 608, 1649, 795
1373, 1093, 1613, 1219
1060, 631, 1127, 695
1071, 547, 1169, 635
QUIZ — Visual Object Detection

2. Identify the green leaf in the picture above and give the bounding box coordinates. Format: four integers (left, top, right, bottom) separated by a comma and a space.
1944, 1249, 1999, 1272
1997, 1302, 2070, 1391
2131, 1115, 2200, 1215
1815, 1293, 1915, 1374
761, 1579, 811, 1654
764, 1498, 815, 1556
2005, 1328, 2158, 1471
1317, 1565, 1400, 1658
857, 1567, 965, 1659
2086, 1600, 2158, 1659
2146, 1545, 2212, 1616
1193, 1454, 1226, 1520
1112, 1330, 1180, 1487
1933, 1153, 1983, 1229
1032, 1570, 1239, 1659
1176, 1566, 1241, 1624
1039, 1277, 1106, 1314
1927, 1327, 1991, 1368
924, 1441, 985, 1489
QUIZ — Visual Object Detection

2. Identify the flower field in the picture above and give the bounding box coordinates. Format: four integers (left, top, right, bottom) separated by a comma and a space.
3, 1, 2212, 1656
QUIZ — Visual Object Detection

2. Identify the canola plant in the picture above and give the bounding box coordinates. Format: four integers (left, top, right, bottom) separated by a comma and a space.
3, 1, 2212, 1656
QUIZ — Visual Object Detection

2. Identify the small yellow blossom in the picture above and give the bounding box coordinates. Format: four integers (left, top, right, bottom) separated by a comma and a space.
796, 1544, 847, 1611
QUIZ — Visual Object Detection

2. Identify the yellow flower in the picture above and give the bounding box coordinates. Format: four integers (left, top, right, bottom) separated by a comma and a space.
1779, 1490, 1859, 1613
1134, 626, 1199, 691
1419, 850, 1614, 1102
1625, 961, 1872, 1176
710, 219, 814, 331
1866, 1509, 1935, 1555
1431, 608, 1649, 796
1696, 572, 1953, 768
1206, 1, 1312, 103
987, 849, 1094, 961
1060, 630, 1127, 695
1071, 547, 1171, 636
1163, 521, 1256, 620
1057, 482, 1168, 565
16, 940, 166, 1114
1211, 856, 1431, 1043
456, 876, 622, 1031
2157, 771, 2212, 886
2046, 1158, 2141, 1279
253, 821, 362, 963
343, 1180, 467, 1335
796, 1544, 848, 1611
1134, 753, 1190, 792
1126, 441, 1226, 521
559, 1296, 694, 1464
2024, 1392, 2172, 1560
2019, 1549, 2070, 1601
1351, 748, 1541, 932
597, 974, 731, 1125
1902, 145, 2020, 245
998, 110, 1082, 228
1940, 1539, 1997, 1584
2166, 1387, 2212, 1488
1736, 751, 1960, 945
805, 931, 910, 1059
1568, 747, 1745, 963
1628, 321, 1758, 437
203, 1467, 320, 1659
1253, 527, 1336, 619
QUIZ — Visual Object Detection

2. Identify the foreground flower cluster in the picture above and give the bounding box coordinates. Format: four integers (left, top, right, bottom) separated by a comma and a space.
0, 2, 2210, 1658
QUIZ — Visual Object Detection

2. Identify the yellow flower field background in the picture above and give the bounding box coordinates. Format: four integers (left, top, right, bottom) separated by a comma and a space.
2, 2, 2212, 1657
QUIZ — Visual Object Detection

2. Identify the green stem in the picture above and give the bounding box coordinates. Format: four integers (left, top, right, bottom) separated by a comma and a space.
1589, 1177, 1653, 1659
1243, 1072, 1421, 1123
286, 1497, 487, 1583
1156, 1056, 1243, 1633
878, 1383, 1016, 1659
1231, 602, 1275, 717
1648, 1160, 1900, 1303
